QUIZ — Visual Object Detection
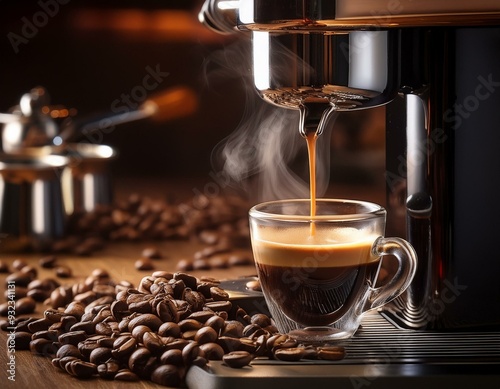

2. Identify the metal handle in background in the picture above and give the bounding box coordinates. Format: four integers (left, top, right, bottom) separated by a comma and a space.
54, 86, 198, 145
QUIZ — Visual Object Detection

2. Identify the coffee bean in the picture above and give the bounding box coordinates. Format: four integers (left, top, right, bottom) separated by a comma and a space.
223, 351, 253, 368
217, 336, 244, 353
39, 255, 57, 268
174, 272, 197, 290
129, 299, 153, 314
187, 310, 213, 324
209, 255, 228, 268
92, 306, 112, 323
156, 299, 179, 323
70, 320, 96, 335
128, 347, 157, 378
64, 301, 86, 319
245, 279, 261, 292
70, 360, 97, 379
82, 236, 105, 251
0, 303, 8, 316
192, 355, 208, 368
135, 258, 154, 271
317, 346, 346, 361
128, 314, 162, 332
131, 325, 152, 343
49, 286, 71, 308
200, 342, 225, 360
89, 268, 108, 280
192, 259, 211, 270
205, 300, 232, 312
0, 260, 9, 273
31, 329, 58, 341
0, 319, 10, 331
13, 317, 36, 332
12, 259, 28, 271
110, 300, 129, 321
13, 331, 32, 350
55, 265, 72, 278
78, 336, 102, 358
178, 319, 202, 333
243, 324, 263, 338
143, 331, 166, 355
163, 338, 189, 352
176, 259, 194, 272
274, 347, 306, 361
89, 347, 113, 365
142, 247, 162, 259
222, 320, 245, 338
114, 369, 140, 381
194, 326, 218, 345
112, 336, 137, 360
159, 349, 183, 366
20, 265, 37, 278
302, 346, 319, 360
74, 243, 93, 256
97, 360, 120, 379
58, 330, 87, 346
30, 338, 57, 355
198, 230, 220, 245
92, 284, 115, 298
6, 271, 34, 287
210, 286, 229, 301
27, 288, 49, 302
251, 313, 271, 328
194, 245, 230, 260
56, 344, 82, 359
151, 364, 182, 387
27, 318, 52, 333
182, 341, 200, 365
56, 356, 79, 370
95, 322, 115, 336
158, 322, 181, 338
98, 337, 115, 349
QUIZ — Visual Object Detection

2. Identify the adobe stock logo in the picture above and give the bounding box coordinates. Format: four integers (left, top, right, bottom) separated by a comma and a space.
7, 0, 71, 54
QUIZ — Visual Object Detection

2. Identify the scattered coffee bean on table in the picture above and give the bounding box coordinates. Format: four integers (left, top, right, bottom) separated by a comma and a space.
39, 255, 58, 269
135, 258, 155, 271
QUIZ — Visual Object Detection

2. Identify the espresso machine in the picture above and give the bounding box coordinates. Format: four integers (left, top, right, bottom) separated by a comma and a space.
199, 0, 500, 331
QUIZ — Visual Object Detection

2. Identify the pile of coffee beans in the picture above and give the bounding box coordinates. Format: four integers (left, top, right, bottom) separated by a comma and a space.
1, 268, 345, 387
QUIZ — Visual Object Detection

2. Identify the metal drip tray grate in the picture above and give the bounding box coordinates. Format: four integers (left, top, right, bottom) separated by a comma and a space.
186, 311, 500, 389
338, 312, 500, 364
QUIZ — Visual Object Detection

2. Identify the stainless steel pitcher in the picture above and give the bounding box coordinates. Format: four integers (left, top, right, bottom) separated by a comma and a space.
0, 154, 68, 252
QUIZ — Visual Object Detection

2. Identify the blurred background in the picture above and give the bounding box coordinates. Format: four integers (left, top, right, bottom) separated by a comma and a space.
0, 0, 385, 201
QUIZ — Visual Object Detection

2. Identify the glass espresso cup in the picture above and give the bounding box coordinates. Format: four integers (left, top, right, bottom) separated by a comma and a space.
249, 199, 417, 342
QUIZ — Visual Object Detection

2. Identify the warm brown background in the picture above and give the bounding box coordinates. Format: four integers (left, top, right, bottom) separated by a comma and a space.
0, 0, 385, 193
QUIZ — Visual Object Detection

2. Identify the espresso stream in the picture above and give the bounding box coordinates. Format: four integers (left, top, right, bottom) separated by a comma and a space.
305, 131, 318, 236
254, 108, 381, 327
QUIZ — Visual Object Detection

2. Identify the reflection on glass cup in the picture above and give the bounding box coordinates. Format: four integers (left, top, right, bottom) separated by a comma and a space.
249, 199, 417, 342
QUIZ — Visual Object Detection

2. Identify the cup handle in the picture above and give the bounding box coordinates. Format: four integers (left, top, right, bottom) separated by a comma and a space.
368, 236, 417, 310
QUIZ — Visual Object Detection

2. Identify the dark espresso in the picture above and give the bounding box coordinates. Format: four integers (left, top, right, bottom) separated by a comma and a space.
256, 261, 380, 326
252, 228, 380, 327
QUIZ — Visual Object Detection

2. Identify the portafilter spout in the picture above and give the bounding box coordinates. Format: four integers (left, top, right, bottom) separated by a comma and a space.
199, 0, 399, 136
